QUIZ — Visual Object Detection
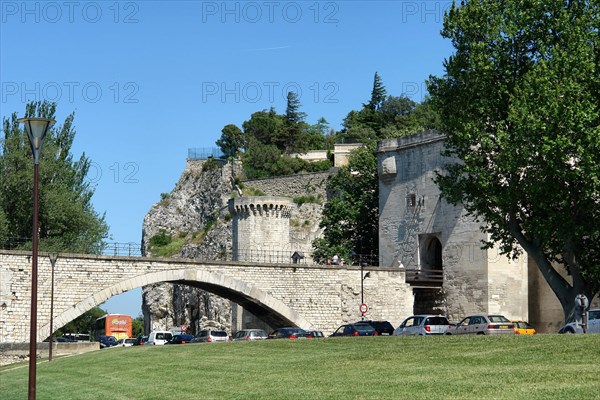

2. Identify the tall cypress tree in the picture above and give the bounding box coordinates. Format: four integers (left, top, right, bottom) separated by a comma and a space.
367, 72, 387, 111
283, 91, 307, 153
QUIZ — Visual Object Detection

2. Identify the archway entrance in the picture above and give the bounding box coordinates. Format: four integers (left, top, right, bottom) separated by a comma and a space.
413, 235, 445, 315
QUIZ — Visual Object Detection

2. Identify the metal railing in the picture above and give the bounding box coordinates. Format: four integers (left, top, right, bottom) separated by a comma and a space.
405, 269, 444, 285
187, 147, 224, 160
101, 242, 142, 257
0, 238, 142, 257
1, 238, 384, 267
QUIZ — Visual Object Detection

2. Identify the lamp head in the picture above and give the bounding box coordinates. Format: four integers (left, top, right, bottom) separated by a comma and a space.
49, 253, 59, 264
17, 117, 56, 164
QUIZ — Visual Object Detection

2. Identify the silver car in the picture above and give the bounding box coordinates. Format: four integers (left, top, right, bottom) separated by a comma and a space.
231, 329, 268, 341
558, 309, 600, 334
191, 329, 229, 343
394, 315, 451, 336
446, 314, 515, 335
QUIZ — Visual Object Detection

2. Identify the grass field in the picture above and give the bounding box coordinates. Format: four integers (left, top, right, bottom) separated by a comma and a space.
1, 335, 599, 400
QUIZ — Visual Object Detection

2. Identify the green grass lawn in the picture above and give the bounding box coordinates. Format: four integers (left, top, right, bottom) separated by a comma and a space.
1, 335, 599, 400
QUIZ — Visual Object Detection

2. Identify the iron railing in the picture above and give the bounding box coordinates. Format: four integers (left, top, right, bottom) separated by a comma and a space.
187, 147, 224, 160
1, 238, 384, 267
405, 269, 444, 285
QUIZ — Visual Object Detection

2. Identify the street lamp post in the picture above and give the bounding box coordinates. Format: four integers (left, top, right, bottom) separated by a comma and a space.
18, 117, 55, 400
360, 260, 370, 320
48, 253, 58, 361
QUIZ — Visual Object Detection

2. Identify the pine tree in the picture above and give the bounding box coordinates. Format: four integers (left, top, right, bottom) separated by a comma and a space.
367, 72, 387, 111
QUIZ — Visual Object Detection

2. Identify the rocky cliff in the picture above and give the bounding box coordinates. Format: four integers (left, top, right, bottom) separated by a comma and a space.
141, 159, 234, 334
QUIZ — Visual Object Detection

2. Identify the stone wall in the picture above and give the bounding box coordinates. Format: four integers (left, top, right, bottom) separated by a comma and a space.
0, 250, 413, 342
0, 342, 99, 366
242, 172, 330, 199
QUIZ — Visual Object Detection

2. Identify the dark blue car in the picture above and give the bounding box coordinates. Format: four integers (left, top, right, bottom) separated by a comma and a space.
98, 335, 118, 349
330, 323, 377, 337
166, 334, 194, 344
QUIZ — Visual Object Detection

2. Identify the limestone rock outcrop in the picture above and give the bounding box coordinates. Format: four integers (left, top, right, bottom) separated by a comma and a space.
142, 159, 233, 335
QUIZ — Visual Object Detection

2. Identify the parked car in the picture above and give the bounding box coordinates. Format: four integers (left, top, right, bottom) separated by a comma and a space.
135, 335, 148, 346
512, 320, 536, 335
44, 336, 76, 343
268, 327, 312, 339
305, 330, 325, 338
166, 334, 194, 344
558, 309, 600, 334
191, 329, 229, 343
446, 314, 515, 335
117, 338, 137, 347
232, 329, 268, 341
330, 323, 377, 337
356, 320, 395, 336
98, 335, 118, 349
147, 330, 173, 345
394, 315, 451, 336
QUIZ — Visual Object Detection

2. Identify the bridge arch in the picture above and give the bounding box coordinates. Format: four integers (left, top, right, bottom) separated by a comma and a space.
39, 269, 313, 339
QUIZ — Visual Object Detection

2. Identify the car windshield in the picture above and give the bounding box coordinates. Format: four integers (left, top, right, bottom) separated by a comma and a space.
425, 317, 450, 325
354, 324, 374, 332
488, 315, 510, 323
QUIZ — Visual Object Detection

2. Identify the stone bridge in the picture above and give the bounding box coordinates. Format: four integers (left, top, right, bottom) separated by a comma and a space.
0, 250, 413, 342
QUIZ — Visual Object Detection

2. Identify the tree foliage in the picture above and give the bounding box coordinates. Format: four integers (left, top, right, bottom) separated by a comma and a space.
427, 0, 600, 320
315, 73, 436, 262
216, 124, 245, 158
55, 306, 106, 337
0, 101, 109, 253
217, 102, 332, 179
313, 144, 379, 263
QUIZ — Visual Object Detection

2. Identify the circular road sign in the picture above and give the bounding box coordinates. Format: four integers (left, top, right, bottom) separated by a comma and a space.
359, 303, 369, 314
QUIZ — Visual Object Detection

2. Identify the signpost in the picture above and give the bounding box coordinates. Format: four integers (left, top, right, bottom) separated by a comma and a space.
360, 303, 369, 315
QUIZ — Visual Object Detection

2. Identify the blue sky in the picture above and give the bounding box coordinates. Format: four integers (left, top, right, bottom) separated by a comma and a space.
1, 0, 453, 317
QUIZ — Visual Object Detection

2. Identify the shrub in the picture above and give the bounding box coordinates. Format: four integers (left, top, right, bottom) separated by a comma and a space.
293, 195, 322, 205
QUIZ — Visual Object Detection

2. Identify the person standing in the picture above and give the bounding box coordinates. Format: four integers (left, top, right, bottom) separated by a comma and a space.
575, 292, 589, 333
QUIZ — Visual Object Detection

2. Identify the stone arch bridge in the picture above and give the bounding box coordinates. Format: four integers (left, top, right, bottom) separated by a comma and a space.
0, 250, 413, 342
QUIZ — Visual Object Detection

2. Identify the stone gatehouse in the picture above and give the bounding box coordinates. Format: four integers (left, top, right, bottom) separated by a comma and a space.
377, 132, 531, 327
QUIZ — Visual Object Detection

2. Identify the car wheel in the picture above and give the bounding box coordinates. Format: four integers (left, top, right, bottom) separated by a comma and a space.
445, 332, 452, 335
477, 332, 485, 335
565, 328, 575, 334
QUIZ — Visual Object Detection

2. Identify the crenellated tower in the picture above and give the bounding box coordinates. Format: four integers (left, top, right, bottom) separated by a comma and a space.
228, 196, 293, 263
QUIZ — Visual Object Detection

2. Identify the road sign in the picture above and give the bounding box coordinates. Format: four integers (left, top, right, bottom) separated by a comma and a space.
359, 303, 369, 314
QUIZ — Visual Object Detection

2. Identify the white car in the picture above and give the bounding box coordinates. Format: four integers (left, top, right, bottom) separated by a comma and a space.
558, 309, 600, 334
117, 338, 137, 347
147, 330, 173, 345
394, 315, 452, 336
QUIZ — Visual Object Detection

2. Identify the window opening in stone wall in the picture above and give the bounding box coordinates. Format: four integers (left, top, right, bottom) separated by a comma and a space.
407, 193, 417, 207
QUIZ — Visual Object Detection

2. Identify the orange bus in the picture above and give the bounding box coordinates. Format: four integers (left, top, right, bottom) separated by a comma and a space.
94, 314, 132, 341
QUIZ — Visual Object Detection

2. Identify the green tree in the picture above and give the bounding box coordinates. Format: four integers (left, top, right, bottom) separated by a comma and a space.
241, 108, 285, 148
283, 91, 308, 153
0, 101, 109, 253
427, 0, 600, 321
366, 72, 387, 111
216, 124, 244, 158
132, 315, 144, 337
313, 144, 379, 263
55, 306, 106, 337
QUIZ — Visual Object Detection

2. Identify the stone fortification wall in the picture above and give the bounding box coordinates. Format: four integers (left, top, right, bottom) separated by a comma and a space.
242, 172, 330, 199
